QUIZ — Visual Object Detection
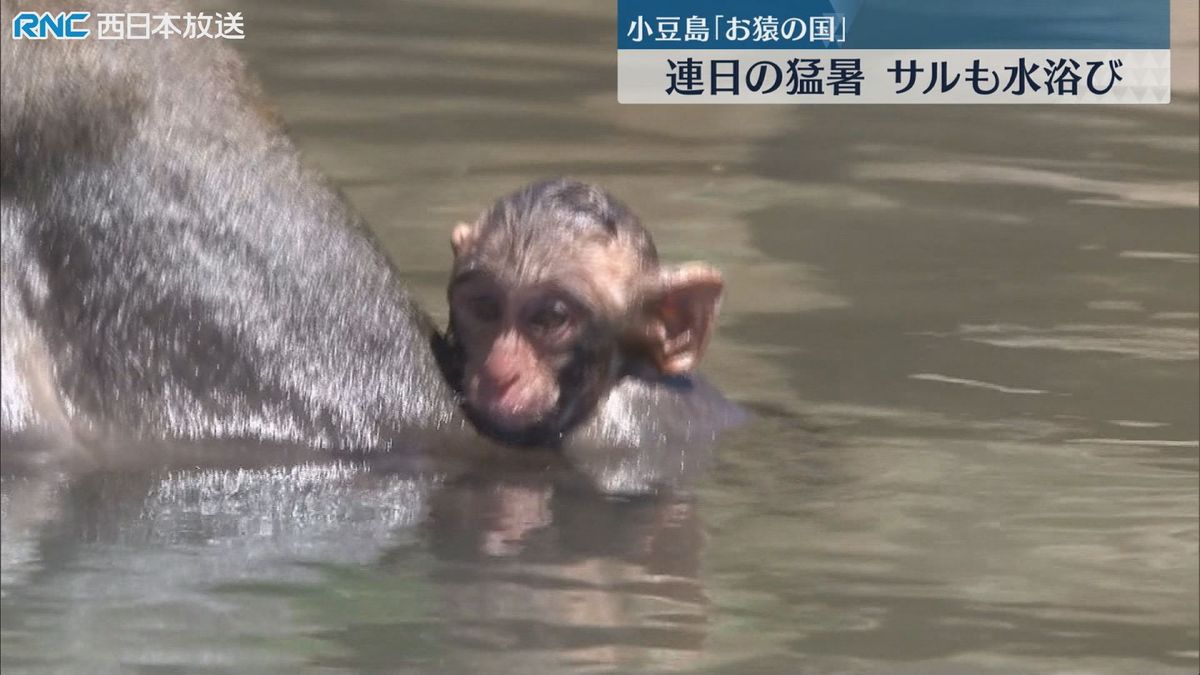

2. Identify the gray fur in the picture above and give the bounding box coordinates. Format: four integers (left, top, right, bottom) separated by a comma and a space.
1, 3, 460, 454
469, 178, 659, 286
0, 1, 742, 465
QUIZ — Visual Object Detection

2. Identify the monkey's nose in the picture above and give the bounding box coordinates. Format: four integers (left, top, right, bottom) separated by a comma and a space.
484, 370, 521, 396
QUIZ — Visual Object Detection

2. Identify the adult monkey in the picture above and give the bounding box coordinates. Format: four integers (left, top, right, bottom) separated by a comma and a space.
0, 2, 740, 468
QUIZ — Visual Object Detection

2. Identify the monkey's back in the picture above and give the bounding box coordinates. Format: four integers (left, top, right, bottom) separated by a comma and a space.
0, 3, 461, 456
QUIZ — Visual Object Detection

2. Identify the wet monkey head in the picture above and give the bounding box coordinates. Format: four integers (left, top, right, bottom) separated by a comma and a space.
444, 179, 724, 446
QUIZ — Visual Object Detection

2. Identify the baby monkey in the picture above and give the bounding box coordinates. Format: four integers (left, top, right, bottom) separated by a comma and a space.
441, 179, 724, 446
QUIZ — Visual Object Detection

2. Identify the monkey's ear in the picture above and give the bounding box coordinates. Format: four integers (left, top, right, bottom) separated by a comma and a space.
644, 263, 724, 375
451, 222, 476, 259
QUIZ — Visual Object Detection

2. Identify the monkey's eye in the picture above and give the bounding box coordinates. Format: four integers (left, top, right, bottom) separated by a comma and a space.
465, 295, 501, 323
527, 298, 572, 334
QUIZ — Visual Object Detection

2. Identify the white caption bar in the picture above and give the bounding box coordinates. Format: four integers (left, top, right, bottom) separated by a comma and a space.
618, 49, 1170, 104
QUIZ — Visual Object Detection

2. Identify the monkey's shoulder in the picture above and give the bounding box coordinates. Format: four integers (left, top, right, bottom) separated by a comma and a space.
578, 372, 745, 450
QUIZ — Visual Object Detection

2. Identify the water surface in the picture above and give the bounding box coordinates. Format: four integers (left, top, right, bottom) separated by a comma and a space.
2, 0, 1197, 672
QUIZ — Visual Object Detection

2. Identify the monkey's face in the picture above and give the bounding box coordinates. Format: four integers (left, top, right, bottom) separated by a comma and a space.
445, 180, 725, 446
449, 273, 617, 444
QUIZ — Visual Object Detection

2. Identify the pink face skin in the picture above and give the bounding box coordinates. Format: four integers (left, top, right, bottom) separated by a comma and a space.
448, 215, 725, 442
450, 277, 587, 432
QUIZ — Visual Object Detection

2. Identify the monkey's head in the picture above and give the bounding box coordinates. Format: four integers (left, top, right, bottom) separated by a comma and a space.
444, 179, 724, 446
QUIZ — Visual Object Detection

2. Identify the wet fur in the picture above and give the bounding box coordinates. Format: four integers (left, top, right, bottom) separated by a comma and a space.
0, 1, 743, 468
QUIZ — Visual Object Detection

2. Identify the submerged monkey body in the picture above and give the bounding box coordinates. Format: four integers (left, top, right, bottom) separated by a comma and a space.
0, 3, 742, 464
2, 22, 459, 454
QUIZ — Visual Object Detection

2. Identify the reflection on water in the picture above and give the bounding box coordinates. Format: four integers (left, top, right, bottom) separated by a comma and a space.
1, 463, 708, 673
2, 0, 1197, 672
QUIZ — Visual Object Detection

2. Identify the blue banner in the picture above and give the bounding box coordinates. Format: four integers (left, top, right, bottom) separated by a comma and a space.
617, 0, 1170, 50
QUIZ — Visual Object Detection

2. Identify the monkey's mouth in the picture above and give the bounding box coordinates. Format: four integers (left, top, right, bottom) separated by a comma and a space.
468, 397, 552, 432
464, 379, 559, 435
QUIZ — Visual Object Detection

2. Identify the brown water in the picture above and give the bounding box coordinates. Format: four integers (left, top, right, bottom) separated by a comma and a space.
2, 1, 1197, 672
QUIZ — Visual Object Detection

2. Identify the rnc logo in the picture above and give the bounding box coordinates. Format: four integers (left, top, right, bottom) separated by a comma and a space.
11, 11, 91, 40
